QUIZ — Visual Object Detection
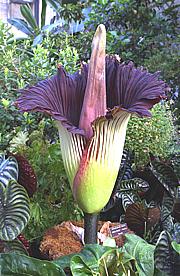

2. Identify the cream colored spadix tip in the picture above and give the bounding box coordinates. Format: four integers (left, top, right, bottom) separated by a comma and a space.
97, 24, 106, 33
94, 24, 106, 38
92, 24, 106, 50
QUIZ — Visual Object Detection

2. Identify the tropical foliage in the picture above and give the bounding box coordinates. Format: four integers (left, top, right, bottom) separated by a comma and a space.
0, 0, 179, 274
0, 154, 31, 255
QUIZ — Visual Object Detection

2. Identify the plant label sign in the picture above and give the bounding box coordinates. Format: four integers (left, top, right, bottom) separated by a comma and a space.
110, 223, 129, 238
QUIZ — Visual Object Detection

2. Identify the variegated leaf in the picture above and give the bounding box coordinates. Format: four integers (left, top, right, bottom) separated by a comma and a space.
155, 231, 180, 275
150, 230, 161, 244
0, 154, 18, 188
114, 149, 134, 193
0, 180, 30, 241
150, 159, 179, 188
0, 238, 28, 255
172, 223, 180, 243
161, 192, 174, 232
120, 191, 140, 210
120, 178, 149, 192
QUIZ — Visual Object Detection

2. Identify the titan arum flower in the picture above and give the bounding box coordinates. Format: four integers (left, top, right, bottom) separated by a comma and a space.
16, 25, 166, 239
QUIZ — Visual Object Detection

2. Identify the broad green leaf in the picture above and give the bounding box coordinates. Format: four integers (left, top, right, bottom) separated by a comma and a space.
55, 244, 131, 276
20, 4, 38, 31
123, 234, 155, 276
71, 255, 96, 275
171, 241, 180, 254
69, 244, 136, 276
70, 244, 107, 275
53, 253, 76, 269
0, 180, 30, 241
7, 18, 34, 36
0, 253, 66, 276
99, 249, 129, 276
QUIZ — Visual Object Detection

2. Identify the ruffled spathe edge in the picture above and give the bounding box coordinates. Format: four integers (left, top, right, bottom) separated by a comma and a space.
15, 64, 88, 136
16, 55, 167, 139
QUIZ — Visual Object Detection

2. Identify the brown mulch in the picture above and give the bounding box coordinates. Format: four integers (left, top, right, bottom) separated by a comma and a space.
40, 224, 83, 260
40, 221, 133, 260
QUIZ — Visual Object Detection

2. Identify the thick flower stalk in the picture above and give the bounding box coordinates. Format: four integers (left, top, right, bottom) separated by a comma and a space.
16, 25, 166, 241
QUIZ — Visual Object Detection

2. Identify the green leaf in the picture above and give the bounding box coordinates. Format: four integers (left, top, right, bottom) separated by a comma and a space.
69, 244, 137, 276
41, 0, 47, 28
55, 244, 129, 276
123, 234, 155, 276
32, 34, 44, 47
0, 253, 66, 275
99, 249, 127, 276
0, 180, 30, 241
171, 241, 180, 254
46, 0, 60, 11
20, 4, 39, 31
70, 244, 106, 275
7, 18, 34, 36
53, 253, 76, 269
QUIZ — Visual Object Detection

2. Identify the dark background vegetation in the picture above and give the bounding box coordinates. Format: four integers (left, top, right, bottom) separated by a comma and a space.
0, 0, 179, 240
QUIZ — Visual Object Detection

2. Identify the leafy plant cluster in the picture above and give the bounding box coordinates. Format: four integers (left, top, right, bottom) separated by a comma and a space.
76, 0, 180, 83
0, 0, 178, 247
0, 20, 79, 150
4, 122, 83, 240
0, 18, 176, 164
0, 19, 81, 242
70, 0, 180, 120
101, 149, 180, 275
0, 156, 171, 276
8, 0, 86, 46
22, 138, 83, 240
0, 236, 156, 276
125, 103, 175, 167
1, 150, 179, 275
0, 1, 179, 274
0, 154, 31, 254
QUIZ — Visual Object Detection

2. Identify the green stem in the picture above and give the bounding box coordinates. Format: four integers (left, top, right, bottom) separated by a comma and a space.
84, 212, 98, 244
